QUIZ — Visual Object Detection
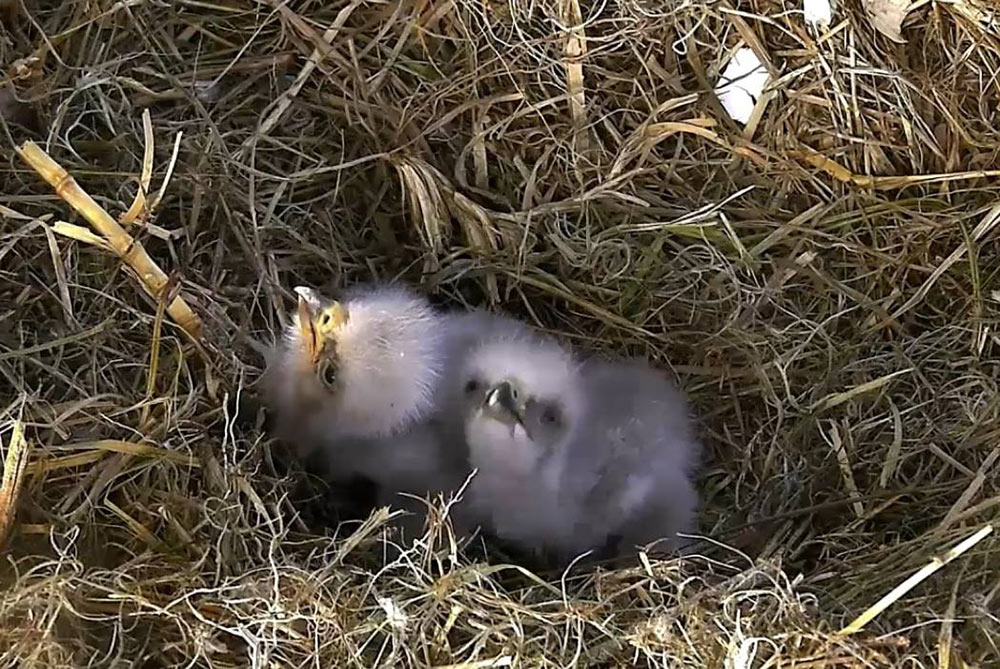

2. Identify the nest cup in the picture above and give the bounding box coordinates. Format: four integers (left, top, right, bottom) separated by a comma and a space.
1, 0, 999, 665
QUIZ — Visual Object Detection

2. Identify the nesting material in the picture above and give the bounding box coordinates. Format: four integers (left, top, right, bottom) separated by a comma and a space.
0, 419, 30, 549
2, 0, 1000, 666
15, 142, 202, 340
863, 0, 915, 43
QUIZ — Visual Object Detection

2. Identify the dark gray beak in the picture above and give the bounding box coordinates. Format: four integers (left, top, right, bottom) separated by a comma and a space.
482, 380, 523, 426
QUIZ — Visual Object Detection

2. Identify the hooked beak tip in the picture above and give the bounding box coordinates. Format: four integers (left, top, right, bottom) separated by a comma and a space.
294, 286, 322, 309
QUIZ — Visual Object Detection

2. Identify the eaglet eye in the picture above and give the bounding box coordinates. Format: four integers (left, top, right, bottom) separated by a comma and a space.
541, 405, 560, 426
464, 378, 480, 395
317, 359, 338, 389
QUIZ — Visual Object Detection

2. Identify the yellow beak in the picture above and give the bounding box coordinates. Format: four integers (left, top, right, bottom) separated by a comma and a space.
295, 288, 349, 364
297, 293, 320, 364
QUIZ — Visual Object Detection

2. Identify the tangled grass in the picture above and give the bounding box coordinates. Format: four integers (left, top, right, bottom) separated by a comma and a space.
2, 0, 1000, 665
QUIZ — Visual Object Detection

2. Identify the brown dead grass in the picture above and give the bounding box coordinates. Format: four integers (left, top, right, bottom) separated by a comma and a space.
2, 0, 1000, 665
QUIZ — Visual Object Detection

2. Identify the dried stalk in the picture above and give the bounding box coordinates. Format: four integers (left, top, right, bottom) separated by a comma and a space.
15, 141, 203, 340
0, 419, 30, 549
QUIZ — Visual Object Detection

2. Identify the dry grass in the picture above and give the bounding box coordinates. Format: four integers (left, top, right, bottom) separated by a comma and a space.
2, 0, 1000, 665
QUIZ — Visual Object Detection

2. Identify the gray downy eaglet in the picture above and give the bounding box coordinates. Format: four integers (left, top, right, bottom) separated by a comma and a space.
570, 356, 700, 560
456, 331, 700, 564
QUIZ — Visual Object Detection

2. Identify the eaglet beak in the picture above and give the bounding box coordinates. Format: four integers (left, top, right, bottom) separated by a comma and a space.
482, 380, 529, 440
294, 286, 348, 364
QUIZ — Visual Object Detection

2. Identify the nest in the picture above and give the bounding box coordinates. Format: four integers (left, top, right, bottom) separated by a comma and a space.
2, 0, 1000, 665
